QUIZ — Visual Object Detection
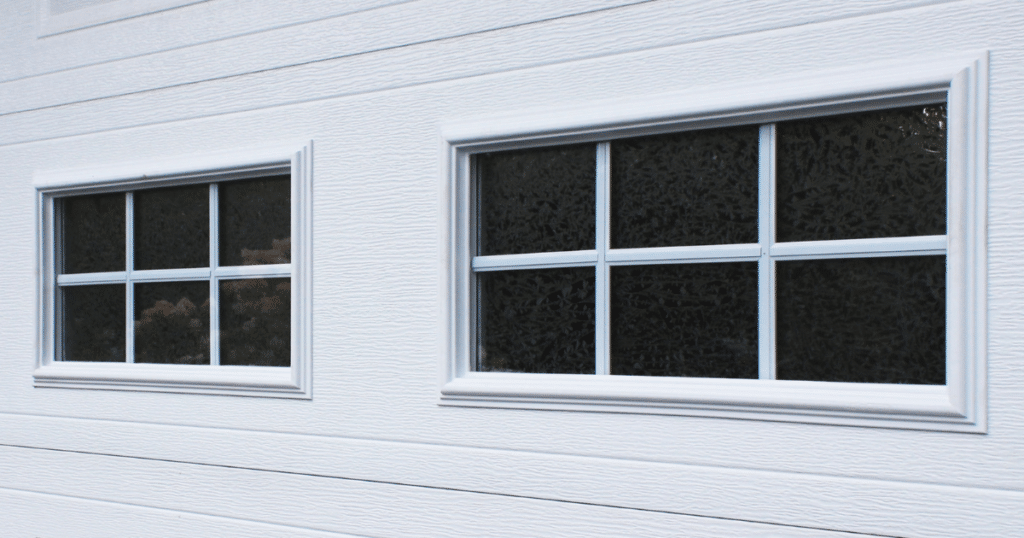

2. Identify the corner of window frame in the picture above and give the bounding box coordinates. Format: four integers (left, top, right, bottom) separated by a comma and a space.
34, 141, 314, 399
440, 52, 988, 432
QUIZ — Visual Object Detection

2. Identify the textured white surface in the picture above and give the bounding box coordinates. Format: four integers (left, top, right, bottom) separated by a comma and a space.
1, 0, 1023, 536
0, 1, 979, 145
5, 0, 653, 108
0, 0, 409, 80
2, 414, 1022, 537
1, 487, 370, 538
0, 445, 972, 538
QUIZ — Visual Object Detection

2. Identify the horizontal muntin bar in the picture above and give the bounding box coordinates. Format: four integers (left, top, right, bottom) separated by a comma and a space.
57, 264, 293, 286
215, 264, 291, 279
56, 271, 127, 286
606, 243, 760, 264
473, 250, 598, 271
770, 235, 946, 258
129, 267, 211, 282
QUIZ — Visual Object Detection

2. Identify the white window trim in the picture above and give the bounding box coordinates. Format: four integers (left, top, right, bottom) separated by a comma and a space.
441, 53, 988, 432
34, 141, 314, 399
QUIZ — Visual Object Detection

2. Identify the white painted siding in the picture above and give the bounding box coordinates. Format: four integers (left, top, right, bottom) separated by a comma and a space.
1, 1, 1022, 536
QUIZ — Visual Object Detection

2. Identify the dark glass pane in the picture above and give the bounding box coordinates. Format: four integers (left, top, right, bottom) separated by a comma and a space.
134, 185, 209, 270
611, 263, 758, 378
611, 126, 759, 248
478, 267, 595, 374
62, 193, 125, 274
478, 144, 596, 255
776, 104, 947, 242
62, 284, 125, 362
219, 278, 290, 366
134, 281, 210, 364
776, 256, 945, 384
219, 176, 290, 266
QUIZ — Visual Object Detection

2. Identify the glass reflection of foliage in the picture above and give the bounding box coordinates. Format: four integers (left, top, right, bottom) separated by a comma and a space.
611, 126, 759, 248
220, 278, 290, 366
777, 104, 947, 242
611, 263, 758, 378
62, 193, 126, 274
62, 284, 126, 362
776, 256, 945, 384
134, 282, 210, 364
478, 144, 596, 255
219, 176, 291, 266
478, 268, 595, 374
134, 185, 209, 270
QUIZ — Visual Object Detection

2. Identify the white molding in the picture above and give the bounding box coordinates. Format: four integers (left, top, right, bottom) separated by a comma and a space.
442, 52, 988, 432
32, 142, 299, 191
34, 141, 314, 399
33, 361, 302, 397
440, 374, 974, 432
441, 55, 967, 146
37, 0, 207, 37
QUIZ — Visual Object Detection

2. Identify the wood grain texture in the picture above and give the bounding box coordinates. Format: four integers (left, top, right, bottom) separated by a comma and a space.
0, 1, 1023, 536
0, 0, 952, 116
0, 0, 973, 145
0, 487, 370, 538
1, 0, 1020, 483
2, 413, 1023, 538
0, 0, 1019, 496
0, 0, 409, 82
0, 446, 878, 538
1, 0, 652, 110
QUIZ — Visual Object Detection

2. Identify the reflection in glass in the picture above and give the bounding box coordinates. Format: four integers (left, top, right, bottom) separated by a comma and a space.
62, 193, 125, 274
776, 256, 945, 384
776, 104, 947, 242
478, 144, 596, 255
478, 268, 595, 374
220, 278, 290, 366
611, 126, 759, 248
62, 284, 125, 362
134, 185, 209, 270
219, 176, 291, 266
134, 281, 210, 364
611, 263, 758, 378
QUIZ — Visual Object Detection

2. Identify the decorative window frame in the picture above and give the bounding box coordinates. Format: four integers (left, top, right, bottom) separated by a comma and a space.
441, 53, 988, 432
34, 141, 314, 399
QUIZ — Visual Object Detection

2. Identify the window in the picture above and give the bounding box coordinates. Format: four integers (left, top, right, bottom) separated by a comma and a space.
442, 56, 987, 431
35, 143, 312, 398
473, 105, 947, 383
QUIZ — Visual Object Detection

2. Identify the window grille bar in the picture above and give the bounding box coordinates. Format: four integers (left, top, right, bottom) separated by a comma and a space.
595, 142, 611, 376
209, 183, 220, 367
52, 197, 65, 363
757, 124, 776, 380
472, 251, 598, 271
125, 191, 135, 364
214, 264, 292, 278
605, 244, 761, 264
126, 267, 213, 282
770, 235, 947, 258
58, 265, 295, 285
56, 271, 129, 285
468, 152, 481, 374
